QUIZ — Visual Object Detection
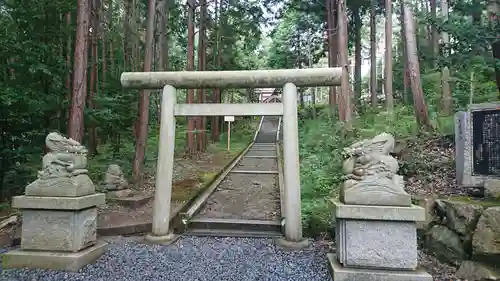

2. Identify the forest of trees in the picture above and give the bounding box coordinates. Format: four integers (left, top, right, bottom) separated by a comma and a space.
0, 0, 499, 202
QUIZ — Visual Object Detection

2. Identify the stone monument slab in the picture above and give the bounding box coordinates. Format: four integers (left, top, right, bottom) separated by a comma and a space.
455, 111, 468, 186
455, 103, 500, 187
21, 208, 97, 252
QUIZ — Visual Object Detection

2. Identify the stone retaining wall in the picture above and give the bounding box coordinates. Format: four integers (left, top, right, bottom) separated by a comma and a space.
414, 196, 500, 279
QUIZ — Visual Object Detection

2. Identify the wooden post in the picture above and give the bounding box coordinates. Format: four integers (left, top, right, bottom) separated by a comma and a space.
224, 116, 234, 152
227, 121, 231, 152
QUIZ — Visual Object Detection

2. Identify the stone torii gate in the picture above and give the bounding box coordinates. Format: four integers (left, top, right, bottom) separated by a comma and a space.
120, 68, 342, 246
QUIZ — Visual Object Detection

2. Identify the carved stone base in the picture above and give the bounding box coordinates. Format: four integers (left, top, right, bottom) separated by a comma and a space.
336, 219, 418, 270
333, 200, 426, 270
21, 208, 97, 252
2, 240, 108, 272
12, 194, 105, 253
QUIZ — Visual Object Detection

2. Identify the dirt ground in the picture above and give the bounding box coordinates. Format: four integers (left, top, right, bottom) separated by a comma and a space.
97, 149, 243, 231
396, 134, 476, 197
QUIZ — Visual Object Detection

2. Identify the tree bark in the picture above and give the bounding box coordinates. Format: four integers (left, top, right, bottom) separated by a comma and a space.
197, 0, 208, 151
488, 0, 500, 94
131, 0, 156, 183
440, 0, 452, 115
384, 0, 393, 111
400, 0, 409, 103
65, 12, 72, 98
186, 0, 196, 155
353, 6, 362, 109
107, 0, 115, 76
88, 0, 99, 155
370, 0, 377, 106
211, 0, 221, 142
441, 66, 452, 115
403, 1, 432, 130
430, 0, 438, 67
156, 0, 169, 125
68, 0, 90, 142
338, 0, 351, 124
326, 0, 338, 110
123, 0, 133, 70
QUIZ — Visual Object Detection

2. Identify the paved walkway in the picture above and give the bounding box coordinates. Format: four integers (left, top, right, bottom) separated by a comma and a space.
255, 116, 280, 143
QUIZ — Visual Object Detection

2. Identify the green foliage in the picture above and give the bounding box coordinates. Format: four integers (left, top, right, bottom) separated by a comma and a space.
0, 0, 267, 201
267, 6, 324, 69
298, 109, 348, 237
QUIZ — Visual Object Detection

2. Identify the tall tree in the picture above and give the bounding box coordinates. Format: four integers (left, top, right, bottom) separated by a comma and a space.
403, 0, 432, 130
196, 0, 208, 152
131, 0, 156, 183
211, 0, 222, 142
370, 0, 377, 106
488, 0, 500, 94
400, 0, 409, 102
326, 0, 338, 110
338, 0, 351, 124
440, 0, 452, 115
68, 0, 90, 142
384, 0, 393, 111
353, 5, 362, 108
430, 0, 438, 67
186, 0, 196, 155
88, 0, 100, 155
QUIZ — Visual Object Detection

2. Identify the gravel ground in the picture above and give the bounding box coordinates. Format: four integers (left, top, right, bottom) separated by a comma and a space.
0, 236, 332, 281
418, 251, 459, 280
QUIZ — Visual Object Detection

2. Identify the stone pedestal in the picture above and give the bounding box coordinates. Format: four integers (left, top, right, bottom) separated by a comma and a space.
2, 191, 108, 271
329, 200, 433, 281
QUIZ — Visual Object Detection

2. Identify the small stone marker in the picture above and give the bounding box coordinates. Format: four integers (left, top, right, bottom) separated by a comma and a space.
455, 103, 500, 187
329, 133, 432, 280
2, 132, 107, 272
224, 116, 234, 152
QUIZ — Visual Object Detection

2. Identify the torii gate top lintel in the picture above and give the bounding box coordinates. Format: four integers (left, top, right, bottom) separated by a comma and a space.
120, 67, 342, 90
